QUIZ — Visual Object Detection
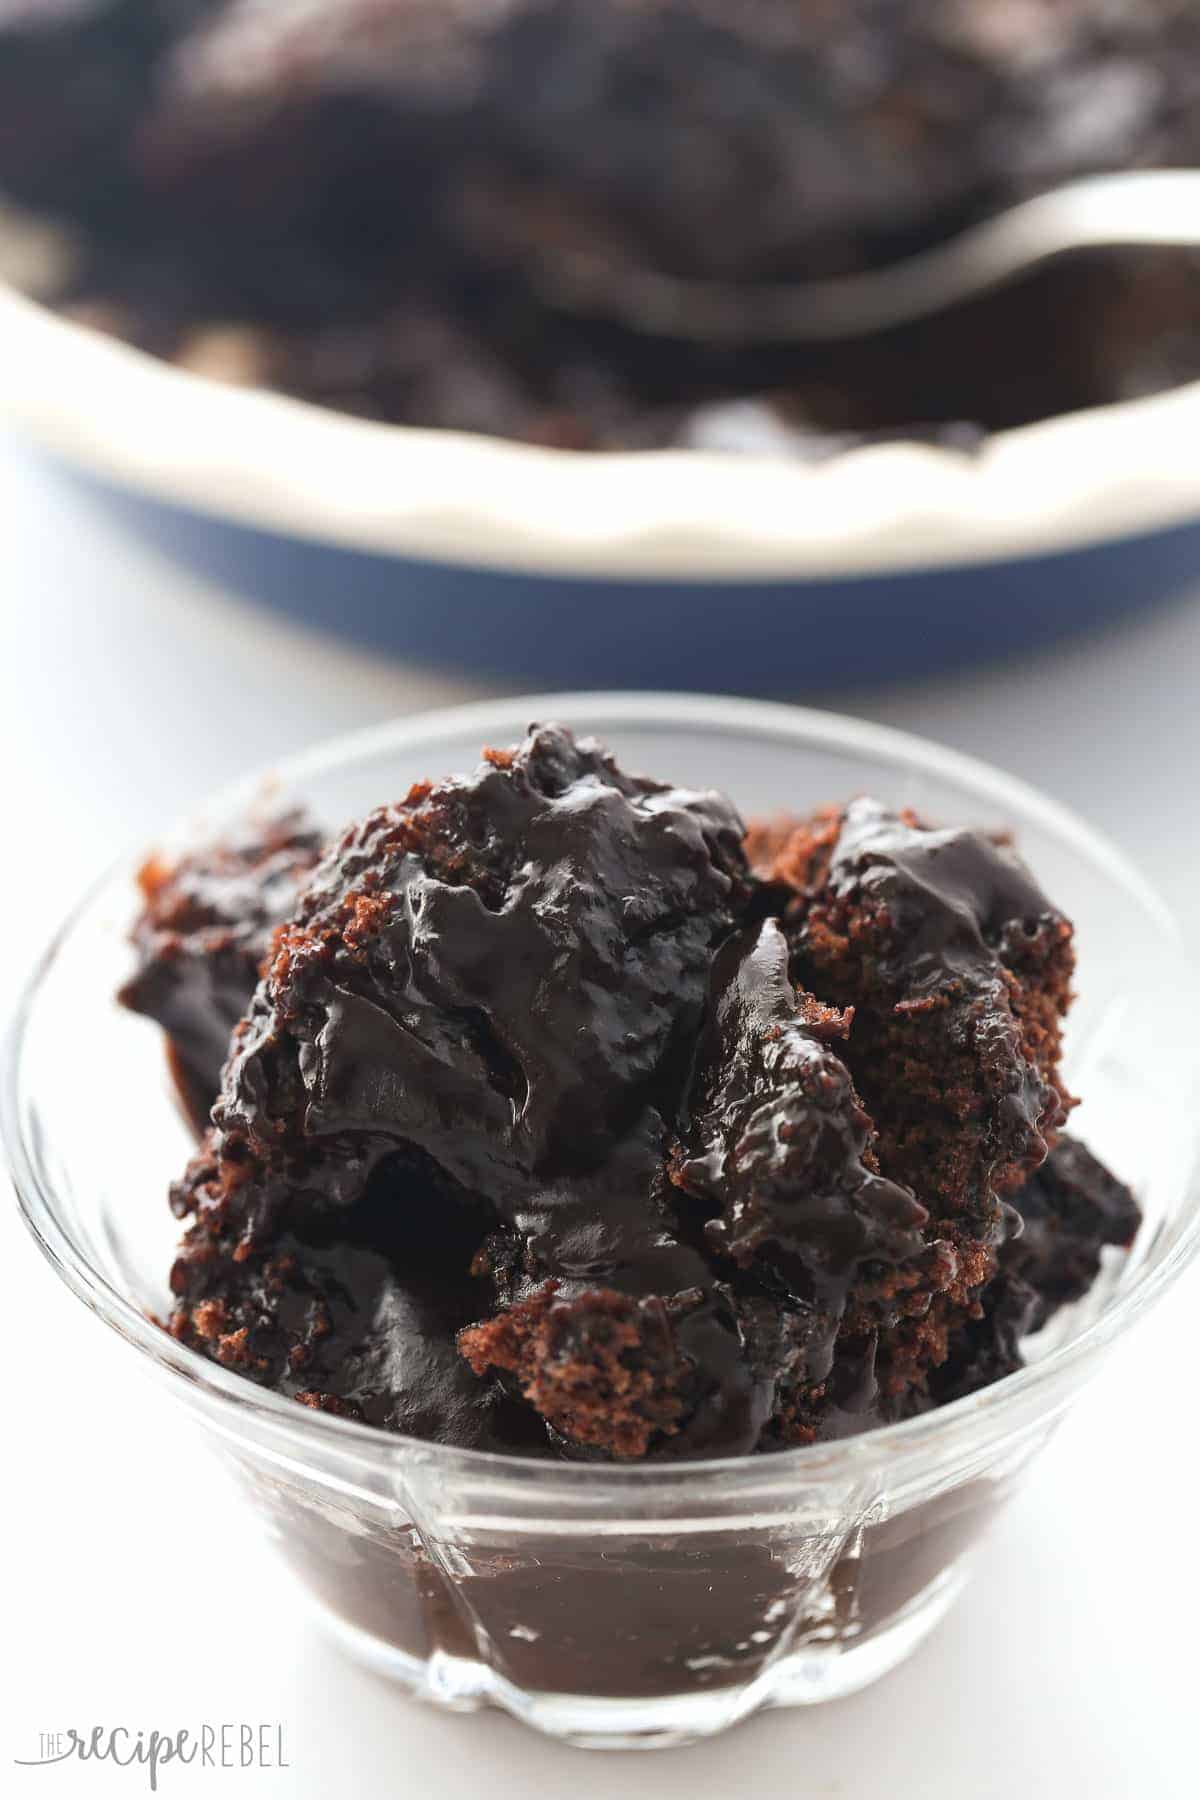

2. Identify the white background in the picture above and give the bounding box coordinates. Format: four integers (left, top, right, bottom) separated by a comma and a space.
3, 435, 1198, 1798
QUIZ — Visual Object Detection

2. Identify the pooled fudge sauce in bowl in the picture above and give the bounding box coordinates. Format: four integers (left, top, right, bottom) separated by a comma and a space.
6, 695, 1199, 1745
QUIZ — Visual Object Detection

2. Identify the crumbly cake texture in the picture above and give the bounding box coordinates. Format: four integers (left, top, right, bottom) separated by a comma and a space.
755, 799, 1076, 1232
143, 729, 1138, 1459
3, 2, 1200, 443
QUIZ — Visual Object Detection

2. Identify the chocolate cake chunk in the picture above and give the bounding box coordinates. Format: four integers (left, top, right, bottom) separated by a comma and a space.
929, 1271, 1044, 1406
168, 1141, 542, 1450
168, 727, 767, 1454
451, 920, 954, 1456
458, 1111, 782, 1459
762, 800, 1075, 1237
931, 1136, 1141, 1404
1004, 1132, 1141, 1328
150, 738, 1138, 1461
207, 723, 746, 1184
119, 807, 323, 1123
674, 919, 991, 1445
842, 1142, 1145, 1416
676, 920, 929, 1293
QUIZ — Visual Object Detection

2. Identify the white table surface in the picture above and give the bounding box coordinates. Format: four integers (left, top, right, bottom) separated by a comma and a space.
4, 436, 1198, 1799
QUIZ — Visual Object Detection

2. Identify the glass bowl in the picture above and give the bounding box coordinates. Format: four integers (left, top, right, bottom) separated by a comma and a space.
6, 693, 1199, 1749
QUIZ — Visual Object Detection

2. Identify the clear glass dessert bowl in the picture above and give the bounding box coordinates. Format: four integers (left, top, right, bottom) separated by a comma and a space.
6, 694, 1199, 1749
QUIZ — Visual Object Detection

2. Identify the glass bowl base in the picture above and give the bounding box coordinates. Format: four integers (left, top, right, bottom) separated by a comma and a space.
308, 1563, 967, 1748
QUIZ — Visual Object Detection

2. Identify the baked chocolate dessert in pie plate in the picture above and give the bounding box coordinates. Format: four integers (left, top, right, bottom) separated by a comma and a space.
6, 695, 1198, 1747
4, 3, 1200, 685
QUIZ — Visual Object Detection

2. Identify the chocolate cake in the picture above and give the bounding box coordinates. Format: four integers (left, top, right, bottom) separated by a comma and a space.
123, 727, 1140, 1461
118, 806, 323, 1126
4, 1, 1200, 445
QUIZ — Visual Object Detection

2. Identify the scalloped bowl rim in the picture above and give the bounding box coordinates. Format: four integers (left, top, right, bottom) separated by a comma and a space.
4, 282, 1200, 581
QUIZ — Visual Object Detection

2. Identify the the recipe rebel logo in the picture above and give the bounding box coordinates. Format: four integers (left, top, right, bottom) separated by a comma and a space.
14, 1724, 290, 1789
